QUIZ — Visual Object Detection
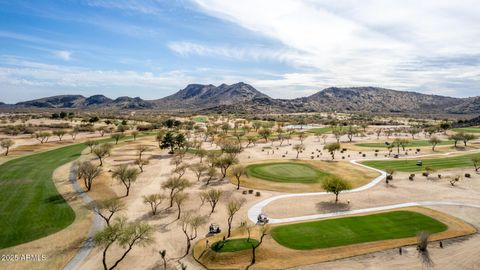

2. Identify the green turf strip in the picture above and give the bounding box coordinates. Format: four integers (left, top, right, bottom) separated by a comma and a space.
245, 162, 329, 184
361, 152, 480, 172
211, 238, 259, 253
355, 140, 454, 148
452, 127, 480, 133
271, 211, 447, 250
308, 127, 332, 134
0, 135, 142, 249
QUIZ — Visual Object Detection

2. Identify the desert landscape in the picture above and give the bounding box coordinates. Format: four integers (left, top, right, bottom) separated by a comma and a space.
2, 1, 480, 270
1, 110, 480, 270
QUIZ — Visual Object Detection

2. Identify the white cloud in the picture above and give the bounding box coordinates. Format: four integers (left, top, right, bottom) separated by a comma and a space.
168, 41, 299, 63
55, 50, 72, 61
0, 56, 192, 102
189, 0, 480, 97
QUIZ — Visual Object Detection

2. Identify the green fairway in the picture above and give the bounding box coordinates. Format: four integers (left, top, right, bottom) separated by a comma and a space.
361, 152, 480, 172
193, 116, 207, 123
308, 127, 332, 134
355, 140, 454, 148
211, 238, 259, 252
245, 162, 329, 183
271, 211, 447, 250
0, 143, 84, 248
0, 135, 141, 249
453, 127, 480, 133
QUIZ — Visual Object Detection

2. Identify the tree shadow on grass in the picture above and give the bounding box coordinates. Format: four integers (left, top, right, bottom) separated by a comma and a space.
44, 192, 76, 204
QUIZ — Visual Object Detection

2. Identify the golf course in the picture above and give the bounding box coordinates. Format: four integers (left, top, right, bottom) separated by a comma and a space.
0, 143, 84, 249
361, 152, 480, 172
355, 140, 454, 148
271, 211, 447, 250
245, 162, 330, 183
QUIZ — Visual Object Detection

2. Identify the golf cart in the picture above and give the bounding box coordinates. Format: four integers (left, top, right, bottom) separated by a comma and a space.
416, 160, 423, 166
257, 213, 269, 224
208, 223, 221, 234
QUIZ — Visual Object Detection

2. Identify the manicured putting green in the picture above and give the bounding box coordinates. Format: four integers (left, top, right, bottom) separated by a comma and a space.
355, 140, 454, 148
362, 152, 480, 172
246, 162, 329, 183
271, 211, 447, 250
211, 238, 259, 252
453, 127, 480, 133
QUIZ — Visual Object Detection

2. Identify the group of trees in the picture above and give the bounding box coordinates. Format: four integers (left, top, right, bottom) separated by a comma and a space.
448, 132, 477, 147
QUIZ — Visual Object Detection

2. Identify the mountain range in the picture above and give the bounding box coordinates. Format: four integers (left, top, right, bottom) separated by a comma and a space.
3, 82, 479, 115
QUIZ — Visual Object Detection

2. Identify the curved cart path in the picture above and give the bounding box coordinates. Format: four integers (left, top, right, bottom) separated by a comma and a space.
248, 150, 480, 224
63, 165, 103, 270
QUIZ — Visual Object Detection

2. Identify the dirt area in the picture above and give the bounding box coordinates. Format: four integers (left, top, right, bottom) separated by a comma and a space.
2, 123, 480, 270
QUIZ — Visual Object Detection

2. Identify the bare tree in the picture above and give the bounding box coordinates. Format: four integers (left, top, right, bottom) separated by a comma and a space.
179, 211, 207, 257
214, 155, 239, 179
226, 198, 246, 237
293, 144, 305, 159
173, 163, 188, 178
449, 175, 461, 186
110, 133, 124, 144
94, 217, 154, 270
33, 131, 51, 144
94, 198, 125, 226
205, 167, 218, 185
190, 163, 208, 181
324, 143, 341, 160
161, 176, 192, 207
231, 165, 246, 189
77, 160, 102, 191
429, 136, 441, 151
136, 145, 149, 160
131, 131, 139, 141
159, 250, 167, 270
247, 226, 269, 269
473, 156, 480, 172
134, 158, 149, 172
112, 165, 140, 196
174, 192, 189, 219
0, 138, 14, 156
201, 189, 223, 215
143, 194, 165, 215
52, 129, 67, 141
93, 143, 112, 166
85, 140, 98, 153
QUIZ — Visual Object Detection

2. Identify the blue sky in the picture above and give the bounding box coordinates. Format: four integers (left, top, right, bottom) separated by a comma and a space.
1, 0, 479, 103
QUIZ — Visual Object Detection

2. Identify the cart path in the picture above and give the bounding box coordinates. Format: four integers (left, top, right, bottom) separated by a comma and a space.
63, 164, 103, 270
248, 149, 480, 224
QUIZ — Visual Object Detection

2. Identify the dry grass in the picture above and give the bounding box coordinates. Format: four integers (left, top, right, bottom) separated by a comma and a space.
228, 159, 379, 192
193, 207, 476, 270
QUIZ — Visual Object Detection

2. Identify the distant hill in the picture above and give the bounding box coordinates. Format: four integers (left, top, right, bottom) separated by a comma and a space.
15, 94, 151, 109
8, 83, 480, 115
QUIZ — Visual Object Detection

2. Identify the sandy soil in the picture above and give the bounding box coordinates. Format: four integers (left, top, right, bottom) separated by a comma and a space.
2, 124, 480, 270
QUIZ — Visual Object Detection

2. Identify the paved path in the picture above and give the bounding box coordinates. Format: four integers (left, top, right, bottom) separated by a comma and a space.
248, 150, 480, 224
63, 165, 104, 270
